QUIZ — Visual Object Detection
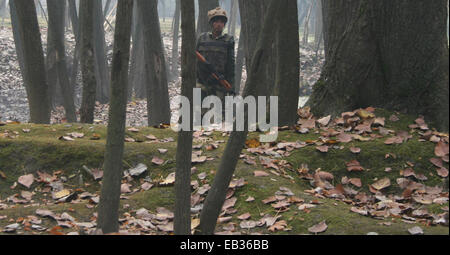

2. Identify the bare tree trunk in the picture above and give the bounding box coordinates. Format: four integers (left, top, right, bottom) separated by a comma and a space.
127, 2, 147, 100
314, 0, 323, 45
174, 0, 196, 235
13, 0, 51, 124
197, 0, 282, 235
97, 0, 133, 234
137, 0, 171, 126
227, 0, 238, 37
103, 0, 112, 18
308, 0, 449, 132
274, 0, 299, 127
196, 0, 219, 35
79, 0, 97, 123
93, 0, 110, 104
68, 0, 80, 105
302, 0, 314, 45
170, 0, 181, 79
234, 29, 244, 95
9, 0, 28, 97
47, 0, 77, 122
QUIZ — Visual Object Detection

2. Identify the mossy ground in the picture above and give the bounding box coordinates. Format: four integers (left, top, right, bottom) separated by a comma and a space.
0, 108, 448, 235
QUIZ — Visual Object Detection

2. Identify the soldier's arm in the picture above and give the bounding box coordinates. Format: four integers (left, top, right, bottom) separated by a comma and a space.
226, 36, 235, 92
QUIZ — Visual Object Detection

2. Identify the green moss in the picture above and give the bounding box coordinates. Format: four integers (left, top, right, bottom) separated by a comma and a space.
0, 110, 448, 235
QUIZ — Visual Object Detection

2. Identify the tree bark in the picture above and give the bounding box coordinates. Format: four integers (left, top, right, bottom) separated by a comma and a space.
197, 0, 282, 235
307, 0, 449, 132
238, 0, 275, 97
97, 0, 133, 234
227, 0, 238, 37
234, 29, 244, 95
13, 0, 51, 124
170, 0, 181, 79
127, 2, 147, 100
68, 0, 81, 105
174, 0, 196, 235
79, 0, 97, 124
93, 0, 110, 104
274, 0, 300, 127
137, 0, 171, 126
302, 0, 314, 45
47, 0, 77, 123
196, 0, 219, 36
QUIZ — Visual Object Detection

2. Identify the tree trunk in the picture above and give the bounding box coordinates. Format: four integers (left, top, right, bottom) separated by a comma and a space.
127, 2, 147, 100
79, 0, 97, 124
137, 0, 171, 126
302, 0, 314, 45
234, 29, 244, 95
47, 0, 77, 123
170, 0, 181, 79
9, 0, 29, 100
104, 0, 112, 18
227, 0, 238, 37
196, 0, 219, 36
274, 0, 299, 127
97, 0, 133, 234
314, 0, 323, 45
174, 0, 196, 235
45, 9, 59, 109
13, 0, 51, 124
68, 0, 81, 105
93, 0, 110, 104
307, 0, 449, 132
238, 0, 275, 97
197, 0, 282, 235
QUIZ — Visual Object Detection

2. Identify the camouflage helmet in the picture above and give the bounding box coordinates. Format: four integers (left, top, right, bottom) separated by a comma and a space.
208, 7, 228, 23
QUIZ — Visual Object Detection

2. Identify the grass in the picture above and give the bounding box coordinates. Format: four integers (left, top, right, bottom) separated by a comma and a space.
0, 107, 448, 235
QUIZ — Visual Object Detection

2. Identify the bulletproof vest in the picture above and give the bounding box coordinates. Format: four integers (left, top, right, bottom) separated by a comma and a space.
197, 32, 233, 85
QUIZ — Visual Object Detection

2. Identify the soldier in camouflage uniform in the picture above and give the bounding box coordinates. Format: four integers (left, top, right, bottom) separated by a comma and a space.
196, 7, 235, 119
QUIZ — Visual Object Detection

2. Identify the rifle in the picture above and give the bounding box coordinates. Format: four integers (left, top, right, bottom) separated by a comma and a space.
195, 51, 235, 95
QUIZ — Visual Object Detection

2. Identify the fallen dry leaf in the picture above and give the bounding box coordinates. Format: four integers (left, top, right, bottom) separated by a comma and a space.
151, 157, 164, 166
316, 145, 329, 153
384, 136, 403, 145
337, 133, 352, 143
317, 115, 331, 126
371, 178, 391, 190
346, 160, 364, 172
254, 170, 269, 177
268, 220, 287, 232
120, 183, 132, 193
436, 167, 449, 178
308, 221, 327, 234
349, 178, 362, 188
435, 141, 449, 157
18, 174, 34, 189
237, 213, 251, 220
350, 147, 361, 154
159, 172, 176, 186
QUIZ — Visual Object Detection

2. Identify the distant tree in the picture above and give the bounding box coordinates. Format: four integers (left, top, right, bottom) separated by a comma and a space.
97, 0, 134, 234
197, 0, 282, 235
307, 0, 449, 132
174, 0, 196, 235
79, 0, 97, 123
128, 2, 147, 100
12, 0, 51, 124
47, 0, 77, 123
137, 0, 171, 126
170, 0, 181, 79
93, 0, 110, 104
